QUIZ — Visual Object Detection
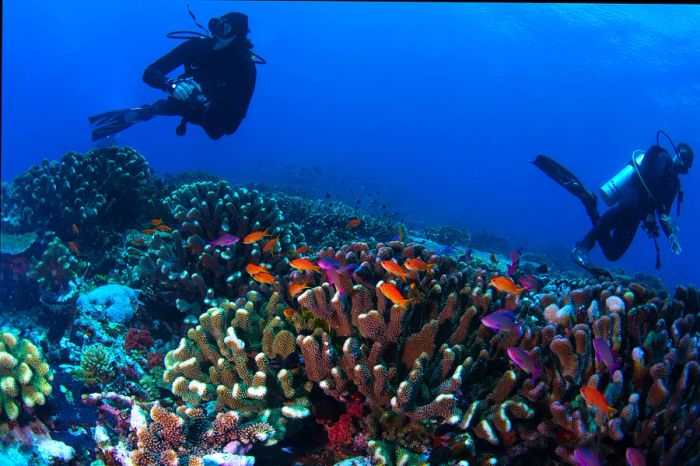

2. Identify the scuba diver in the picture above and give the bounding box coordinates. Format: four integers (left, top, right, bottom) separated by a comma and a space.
533, 131, 693, 278
89, 11, 264, 141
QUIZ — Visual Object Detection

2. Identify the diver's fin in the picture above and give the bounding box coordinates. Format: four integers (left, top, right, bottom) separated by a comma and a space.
533, 154, 600, 224
88, 107, 151, 141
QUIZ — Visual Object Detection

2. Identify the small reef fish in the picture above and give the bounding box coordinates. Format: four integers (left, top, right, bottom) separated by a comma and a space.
380, 260, 409, 282
290, 258, 321, 273
378, 282, 415, 308
288, 281, 311, 298
464, 248, 473, 262
390, 224, 405, 242
142, 228, 156, 234
291, 245, 310, 255
573, 447, 601, 466
506, 346, 542, 380
150, 218, 163, 226
507, 247, 523, 276
319, 258, 357, 298
490, 276, 524, 297
580, 386, 617, 419
481, 310, 522, 336
245, 263, 268, 276
593, 338, 620, 376
209, 233, 240, 248
67, 241, 80, 256
131, 238, 145, 245
626, 447, 646, 466
346, 218, 362, 228
243, 228, 271, 244
517, 274, 539, 292
283, 308, 297, 319
263, 236, 281, 254
71, 223, 80, 236
404, 258, 435, 272
489, 253, 498, 264
156, 224, 172, 232
252, 271, 276, 284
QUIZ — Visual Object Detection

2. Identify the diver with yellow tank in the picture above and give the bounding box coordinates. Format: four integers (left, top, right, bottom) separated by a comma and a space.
534, 131, 694, 277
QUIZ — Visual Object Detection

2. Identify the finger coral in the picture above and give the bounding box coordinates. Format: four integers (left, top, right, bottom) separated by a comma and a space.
0, 331, 53, 420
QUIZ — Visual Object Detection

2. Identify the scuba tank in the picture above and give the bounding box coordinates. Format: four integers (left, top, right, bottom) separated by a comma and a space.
599, 150, 645, 207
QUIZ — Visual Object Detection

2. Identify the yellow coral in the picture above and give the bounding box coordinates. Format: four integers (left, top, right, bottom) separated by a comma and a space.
0, 331, 53, 420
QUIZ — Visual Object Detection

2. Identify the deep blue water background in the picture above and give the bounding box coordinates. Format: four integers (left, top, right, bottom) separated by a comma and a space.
3, 2, 699, 289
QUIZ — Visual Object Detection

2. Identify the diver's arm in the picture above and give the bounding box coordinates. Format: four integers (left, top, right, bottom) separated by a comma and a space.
142, 40, 198, 91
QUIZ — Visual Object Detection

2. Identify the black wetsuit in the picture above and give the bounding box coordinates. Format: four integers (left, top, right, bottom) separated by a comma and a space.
142, 36, 257, 140
580, 145, 680, 261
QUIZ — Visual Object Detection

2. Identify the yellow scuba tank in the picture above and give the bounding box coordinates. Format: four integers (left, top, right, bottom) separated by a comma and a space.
599, 150, 645, 206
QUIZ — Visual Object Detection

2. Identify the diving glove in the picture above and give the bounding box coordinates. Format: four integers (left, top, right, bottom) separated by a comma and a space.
168, 77, 202, 101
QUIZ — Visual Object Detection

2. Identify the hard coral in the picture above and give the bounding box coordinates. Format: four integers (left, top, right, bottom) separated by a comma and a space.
0, 331, 53, 420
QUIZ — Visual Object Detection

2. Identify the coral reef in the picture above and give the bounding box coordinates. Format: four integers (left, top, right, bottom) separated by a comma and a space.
420, 225, 470, 248
6, 146, 164, 232
273, 192, 402, 248
0, 231, 37, 255
0, 331, 53, 420
163, 296, 311, 442
27, 236, 84, 305
76, 284, 142, 324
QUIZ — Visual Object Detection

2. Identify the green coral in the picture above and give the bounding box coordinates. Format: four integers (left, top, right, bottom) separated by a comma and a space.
0, 331, 53, 420
71, 344, 116, 387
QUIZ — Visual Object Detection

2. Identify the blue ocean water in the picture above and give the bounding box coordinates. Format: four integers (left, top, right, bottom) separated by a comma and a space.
3, 1, 699, 287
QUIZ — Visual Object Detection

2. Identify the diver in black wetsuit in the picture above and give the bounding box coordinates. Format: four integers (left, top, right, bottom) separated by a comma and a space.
89, 12, 258, 141
534, 135, 694, 277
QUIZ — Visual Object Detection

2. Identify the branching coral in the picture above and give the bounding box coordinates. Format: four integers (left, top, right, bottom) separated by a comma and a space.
163, 295, 311, 442
0, 331, 53, 420
8, 146, 164, 232
71, 344, 117, 387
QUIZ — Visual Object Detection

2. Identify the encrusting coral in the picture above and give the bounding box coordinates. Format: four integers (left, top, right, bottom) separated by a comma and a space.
0, 330, 53, 421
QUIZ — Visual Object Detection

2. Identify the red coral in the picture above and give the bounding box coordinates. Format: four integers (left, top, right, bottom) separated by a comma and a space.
124, 328, 154, 352
147, 352, 165, 369
325, 414, 355, 451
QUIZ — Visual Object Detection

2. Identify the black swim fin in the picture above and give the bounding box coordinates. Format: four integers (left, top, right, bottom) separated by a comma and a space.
533, 154, 600, 224
88, 107, 151, 141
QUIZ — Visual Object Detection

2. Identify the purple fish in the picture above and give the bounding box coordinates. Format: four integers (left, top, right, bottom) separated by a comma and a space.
319, 258, 357, 298
573, 447, 601, 466
517, 274, 539, 292
465, 248, 473, 262
209, 233, 239, 248
593, 338, 620, 375
507, 346, 542, 380
626, 447, 646, 466
318, 257, 342, 270
480, 310, 522, 336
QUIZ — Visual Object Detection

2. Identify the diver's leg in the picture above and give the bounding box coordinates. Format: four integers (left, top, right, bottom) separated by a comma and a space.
597, 206, 642, 261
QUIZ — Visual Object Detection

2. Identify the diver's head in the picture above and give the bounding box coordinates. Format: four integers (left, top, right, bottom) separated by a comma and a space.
674, 143, 694, 175
209, 12, 248, 40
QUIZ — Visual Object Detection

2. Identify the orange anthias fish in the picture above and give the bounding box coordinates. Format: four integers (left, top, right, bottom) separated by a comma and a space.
283, 308, 297, 319
252, 271, 276, 284
378, 282, 415, 308
67, 241, 80, 256
346, 218, 362, 228
243, 228, 271, 244
290, 258, 321, 273
142, 228, 156, 234
263, 236, 281, 254
246, 263, 268, 276
404, 258, 435, 272
580, 386, 617, 419
291, 245, 310, 256
490, 276, 524, 297
156, 224, 173, 232
150, 218, 163, 226
381, 260, 409, 282
288, 281, 311, 298
71, 223, 80, 236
